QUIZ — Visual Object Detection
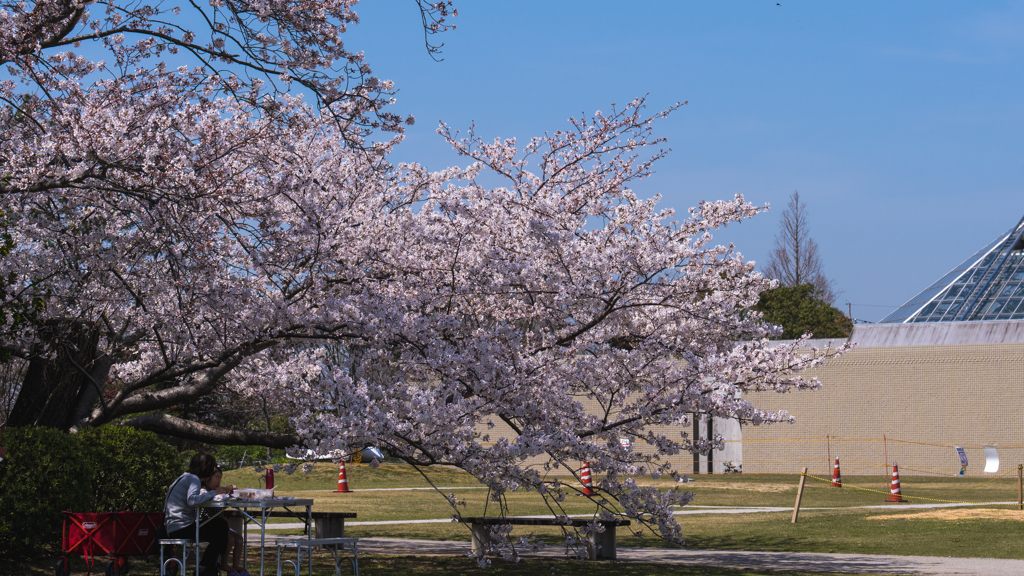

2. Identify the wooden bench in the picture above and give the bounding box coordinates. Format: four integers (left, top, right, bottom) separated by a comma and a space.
264, 511, 357, 538
276, 537, 359, 576
460, 517, 630, 560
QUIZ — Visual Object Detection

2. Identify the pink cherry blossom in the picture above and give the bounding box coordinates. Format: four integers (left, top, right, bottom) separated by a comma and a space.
0, 2, 846, 560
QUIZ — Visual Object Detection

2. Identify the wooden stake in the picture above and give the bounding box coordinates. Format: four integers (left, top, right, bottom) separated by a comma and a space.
1017, 464, 1022, 512
792, 467, 808, 524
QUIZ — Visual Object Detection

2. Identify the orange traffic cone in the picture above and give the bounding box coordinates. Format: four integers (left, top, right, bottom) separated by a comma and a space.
578, 461, 596, 496
333, 462, 352, 493
831, 457, 842, 488
886, 462, 905, 502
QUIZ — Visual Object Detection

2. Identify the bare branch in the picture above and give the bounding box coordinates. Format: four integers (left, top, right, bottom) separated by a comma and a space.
762, 191, 838, 303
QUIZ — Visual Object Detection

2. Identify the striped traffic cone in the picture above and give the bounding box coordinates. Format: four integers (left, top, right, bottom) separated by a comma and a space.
332, 462, 352, 493
886, 462, 905, 502
831, 457, 842, 488
578, 461, 596, 496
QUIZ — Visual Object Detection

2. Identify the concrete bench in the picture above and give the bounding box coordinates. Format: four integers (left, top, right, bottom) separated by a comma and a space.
275, 537, 359, 576
264, 511, 357, 537
460, 516, 630, 560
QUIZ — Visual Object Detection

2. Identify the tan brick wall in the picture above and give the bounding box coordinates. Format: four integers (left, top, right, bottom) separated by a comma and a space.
477, 404, 729, 476
742, 343, 1024, 477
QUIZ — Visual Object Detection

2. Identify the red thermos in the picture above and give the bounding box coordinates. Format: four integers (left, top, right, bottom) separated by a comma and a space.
265, 468, 274, 490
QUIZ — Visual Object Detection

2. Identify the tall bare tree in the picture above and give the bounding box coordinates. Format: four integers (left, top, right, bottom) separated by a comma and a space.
763, 191, 838, 304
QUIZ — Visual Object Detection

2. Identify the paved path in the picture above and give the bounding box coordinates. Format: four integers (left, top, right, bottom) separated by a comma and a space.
259, 535, 1024, 575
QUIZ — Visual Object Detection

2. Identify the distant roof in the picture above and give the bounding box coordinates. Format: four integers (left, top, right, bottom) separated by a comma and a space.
852, 319, 1024, 347
881, 215, 1024, 324
764, 320, 1024, 348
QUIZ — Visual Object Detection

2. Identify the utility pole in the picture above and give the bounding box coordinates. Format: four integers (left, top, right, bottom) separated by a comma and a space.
847, 302, 852, 323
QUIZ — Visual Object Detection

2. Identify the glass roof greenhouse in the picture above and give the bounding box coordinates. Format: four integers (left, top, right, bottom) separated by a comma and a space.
882, 215, 1024, 323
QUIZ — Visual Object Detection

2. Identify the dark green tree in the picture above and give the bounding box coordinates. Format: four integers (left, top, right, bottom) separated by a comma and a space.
754, 284, 853, 339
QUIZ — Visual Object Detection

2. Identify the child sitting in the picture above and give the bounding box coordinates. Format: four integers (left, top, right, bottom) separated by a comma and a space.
200, 466, 248, 576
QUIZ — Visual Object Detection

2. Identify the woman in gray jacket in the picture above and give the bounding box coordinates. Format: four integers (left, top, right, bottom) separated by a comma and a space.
163, 452, 236, 574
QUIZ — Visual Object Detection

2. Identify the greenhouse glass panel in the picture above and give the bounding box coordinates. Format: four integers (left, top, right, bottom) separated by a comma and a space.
881, 214, 1024, 323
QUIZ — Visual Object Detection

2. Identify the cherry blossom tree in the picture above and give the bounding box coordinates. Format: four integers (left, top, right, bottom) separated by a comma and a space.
0, 0, 847, 557
280, 102, 848, 557
0, 0, 454, 436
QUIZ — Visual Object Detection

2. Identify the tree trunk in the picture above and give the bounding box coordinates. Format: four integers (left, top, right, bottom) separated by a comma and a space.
69, 353, 113, 428
5, 322, 295, 448
6, 319, 100, 430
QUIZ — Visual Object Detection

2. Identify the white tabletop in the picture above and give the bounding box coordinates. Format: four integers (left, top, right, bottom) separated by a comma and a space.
198, 497, 314, 508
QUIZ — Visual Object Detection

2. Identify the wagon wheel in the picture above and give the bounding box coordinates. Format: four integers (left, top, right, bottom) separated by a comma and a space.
104, 557, 130, 576
54, 556, 71, 576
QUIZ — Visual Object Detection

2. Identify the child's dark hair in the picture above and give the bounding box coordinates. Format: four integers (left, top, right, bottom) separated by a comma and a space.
188, 452, 219, 480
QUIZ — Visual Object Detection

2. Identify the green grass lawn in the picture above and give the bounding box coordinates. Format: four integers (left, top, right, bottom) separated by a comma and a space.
222, 461, 485, 492
220, 463, 1024, 560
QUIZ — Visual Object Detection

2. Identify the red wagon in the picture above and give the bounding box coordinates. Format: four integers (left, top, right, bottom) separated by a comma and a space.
57, 511, 162, 576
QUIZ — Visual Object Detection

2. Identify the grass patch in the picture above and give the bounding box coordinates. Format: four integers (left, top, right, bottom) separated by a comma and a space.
221, 464, 1024, 559
222, 461, 484, 493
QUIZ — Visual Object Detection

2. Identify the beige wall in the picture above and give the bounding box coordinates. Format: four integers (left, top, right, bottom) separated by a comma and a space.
742, 343, 1024, 476
477, 405, 742, 476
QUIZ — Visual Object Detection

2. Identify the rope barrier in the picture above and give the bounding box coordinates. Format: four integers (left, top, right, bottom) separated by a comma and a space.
736, 435, 1024, 449
802, 469, 1017, 505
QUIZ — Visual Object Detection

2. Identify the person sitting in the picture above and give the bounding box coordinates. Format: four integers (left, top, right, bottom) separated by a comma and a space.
163, 452, 236, 575
201, 466, 248, 576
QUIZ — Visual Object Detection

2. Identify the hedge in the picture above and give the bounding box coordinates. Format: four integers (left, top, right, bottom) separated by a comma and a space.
0, 426, 181, 558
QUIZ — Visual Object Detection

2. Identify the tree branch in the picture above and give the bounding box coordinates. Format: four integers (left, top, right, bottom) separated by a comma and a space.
119, 413, 299, 447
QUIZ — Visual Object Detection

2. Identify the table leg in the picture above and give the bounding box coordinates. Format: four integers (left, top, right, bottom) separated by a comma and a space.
349, 541, 359, 576
195, 510, 201, 576
470, 524, 490, 557
260, 508, 267, 576
242, 515, 248, 571
307, 505, 313, 576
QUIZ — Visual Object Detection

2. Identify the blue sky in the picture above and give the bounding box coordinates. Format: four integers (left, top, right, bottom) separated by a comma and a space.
344, 1, 1024, 323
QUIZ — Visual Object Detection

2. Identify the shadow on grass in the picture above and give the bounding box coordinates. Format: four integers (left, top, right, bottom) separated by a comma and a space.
0, 553, 896, 576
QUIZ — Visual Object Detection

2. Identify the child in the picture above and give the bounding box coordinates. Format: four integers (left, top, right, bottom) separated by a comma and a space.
163, 453, 235, 575
201, 467, 249, 576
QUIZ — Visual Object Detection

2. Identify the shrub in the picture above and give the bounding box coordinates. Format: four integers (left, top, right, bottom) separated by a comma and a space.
0, 427, 93, 558
80, 426, 181, 513
0, 425, 182, 557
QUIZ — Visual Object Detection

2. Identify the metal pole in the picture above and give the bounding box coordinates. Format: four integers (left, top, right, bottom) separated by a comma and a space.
693, 415, 700, 474
883, 434, 889, 491
260, 505, 266, 576
707, 416, 714, 474
1017, 464, 1022, 512
195, 509, 201, 576
792, 467, 808, 524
